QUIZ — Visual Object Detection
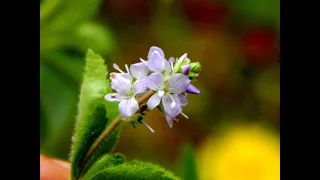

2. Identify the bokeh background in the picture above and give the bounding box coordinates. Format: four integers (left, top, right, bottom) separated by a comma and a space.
40, 0, 280, 180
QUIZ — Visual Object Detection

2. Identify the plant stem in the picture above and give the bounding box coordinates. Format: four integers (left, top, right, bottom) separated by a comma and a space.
77, 90, 155, 179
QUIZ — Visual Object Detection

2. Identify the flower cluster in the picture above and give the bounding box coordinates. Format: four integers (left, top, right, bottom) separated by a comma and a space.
104, 46, 201, 130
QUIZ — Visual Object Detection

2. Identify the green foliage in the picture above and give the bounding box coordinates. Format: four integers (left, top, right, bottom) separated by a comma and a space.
82, 154, 125, 180
40, 0, 117, 158
40, 64, 79, 159
179, 145, 199, 180
89, 161, 181, 180
70, 50, 120, 179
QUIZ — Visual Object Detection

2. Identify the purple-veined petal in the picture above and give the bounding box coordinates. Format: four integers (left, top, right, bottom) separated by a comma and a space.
133, 76, 148, 94
178, 94, 188, 106
167, 74, 191, 93
186, 84, 200, 94
120, 73, 132, 81
148, 46, 165, 59
118, 97, 139, 118
162, 94, 182, 119
104, 93, 128, 102
181, 65, 190, 75
130, 62, 149, 79
110, 74, 132, 95
147, 93, 162, 110
165, 115, 174, 128
164, 60, 172, 77
110, 72, 132, 81
147, 46, 165, 72
147, 73, 165, 91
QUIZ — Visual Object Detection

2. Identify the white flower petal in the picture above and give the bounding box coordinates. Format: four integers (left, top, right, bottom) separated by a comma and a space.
110, 73, 132, 95
133, 76, 148, 94
147, 73, 165, 91
178, 94, 188, 106
118, 97, 139, 118
130, 62, 150, 79
147, 93, 162, 110
162, 94, 181, 119
165, 115, 174, 128
167, 74, 191, 94
177, 53, 188, 64
147, 46, 165, 72
104, 93, 128, 102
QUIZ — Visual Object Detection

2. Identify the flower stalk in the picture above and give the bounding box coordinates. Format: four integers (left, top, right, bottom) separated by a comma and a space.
77, 90, 155, 179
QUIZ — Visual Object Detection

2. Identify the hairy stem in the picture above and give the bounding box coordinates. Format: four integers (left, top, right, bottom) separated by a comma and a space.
77, 90, 155, 179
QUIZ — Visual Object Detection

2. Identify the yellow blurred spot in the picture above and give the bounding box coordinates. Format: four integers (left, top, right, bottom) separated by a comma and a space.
197, 125, 280, 180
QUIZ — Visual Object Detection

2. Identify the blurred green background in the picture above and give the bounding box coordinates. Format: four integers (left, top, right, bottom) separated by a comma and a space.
40, 0, 279, 180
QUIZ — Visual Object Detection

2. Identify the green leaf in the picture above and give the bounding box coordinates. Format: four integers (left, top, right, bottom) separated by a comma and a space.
82, 154, 125, 180
89, 161, 181, 180
70, 49, 120, 179
179, 145, 199, 180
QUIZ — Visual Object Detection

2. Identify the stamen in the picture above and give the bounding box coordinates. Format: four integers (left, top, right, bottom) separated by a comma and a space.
113, 63, 124, 73
181, 112, 189, 119
170, 61, 174, 71
125, 64, 130, 74
110, 73, 116, 78
142, 121, 155, 133
173, 118, 179, 123
111, 93, 117, 98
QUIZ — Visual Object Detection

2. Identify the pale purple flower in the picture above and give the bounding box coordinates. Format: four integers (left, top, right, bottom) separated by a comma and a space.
178, 94, 188, 106
137, 46, 167, 73
180, 64, 200, 94
146, 72, 190, 127
186, 84, 200, 94
181, 64, 191, 75
104, 64, 148, 117
129, 62, 149, 79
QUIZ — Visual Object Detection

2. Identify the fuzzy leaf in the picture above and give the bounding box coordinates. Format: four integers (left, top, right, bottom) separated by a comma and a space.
82, 154, 125, 180
70, 49, 120, 179
89, 161, 181, 180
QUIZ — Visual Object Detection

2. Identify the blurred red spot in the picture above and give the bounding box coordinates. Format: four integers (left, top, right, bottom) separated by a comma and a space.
242, 27, 279, 67
182, 0, 228, 27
